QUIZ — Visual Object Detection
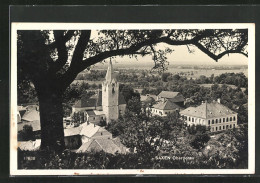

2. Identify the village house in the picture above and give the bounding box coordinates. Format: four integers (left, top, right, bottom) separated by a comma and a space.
64, 125, 83, 149
76, 138, 128, 154
17, 106, 41, 140
72, 60, 127, 123
157, 91, 185, 107
63, 123, 113, 150
144, 91, 185, 117
180, 99, 238, 132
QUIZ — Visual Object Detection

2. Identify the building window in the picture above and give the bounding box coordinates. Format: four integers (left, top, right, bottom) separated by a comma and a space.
189, 117, 191, 121
165, 112, 167, 115
216, 119, 218, 124
192, 118, 194, 122
230, 117, 232, 121
216, 127, 218, 131
226, 125, 229, 129
230, 124, 232, 128
219, 126, 221, 130
233, 124, 235, 128
208, 120, 210, 125
223, 125, 225, 129
233, 116, 236, 121
223, 118, 225, 122
226, 117, 229, 122
212, 119, 214, 124
219, 118, 221, 123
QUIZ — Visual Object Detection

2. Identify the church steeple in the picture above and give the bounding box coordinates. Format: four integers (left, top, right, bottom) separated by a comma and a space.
105, 59, 116, 83
102, 59, 119, 123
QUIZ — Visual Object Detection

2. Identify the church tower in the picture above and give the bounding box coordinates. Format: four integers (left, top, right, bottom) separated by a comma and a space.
102, 60, 119, 123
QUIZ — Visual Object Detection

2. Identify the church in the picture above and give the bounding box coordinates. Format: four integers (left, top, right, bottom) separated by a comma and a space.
72, 61, 127, 124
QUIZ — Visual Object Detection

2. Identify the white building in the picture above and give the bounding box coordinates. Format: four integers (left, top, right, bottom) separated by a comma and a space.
180, 100, 238, 132
148, 91, 185, 117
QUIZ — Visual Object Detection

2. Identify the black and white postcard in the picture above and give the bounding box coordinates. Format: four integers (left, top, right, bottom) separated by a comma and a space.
10, 23, 255, 175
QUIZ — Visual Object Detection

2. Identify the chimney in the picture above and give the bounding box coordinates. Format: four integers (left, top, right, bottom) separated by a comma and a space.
217, 98, 221, 104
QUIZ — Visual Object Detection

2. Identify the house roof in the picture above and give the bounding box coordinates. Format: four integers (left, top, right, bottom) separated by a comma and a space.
143, 96, 156, 104
18, 139, 41, 151
64, 126, 83, 137
76, 138, 126, 154
18, 120, 41, 132
140, 94, 157, 102
93, 110, 105, 116
22, 110, 40, 122
180, 101, 237, 119
85, 110, 96, 116
80, 123, 109, 138
158, 91, 184, 102
153, 100, 181, 110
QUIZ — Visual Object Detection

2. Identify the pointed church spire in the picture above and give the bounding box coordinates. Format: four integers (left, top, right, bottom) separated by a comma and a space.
105, 59, 116, 82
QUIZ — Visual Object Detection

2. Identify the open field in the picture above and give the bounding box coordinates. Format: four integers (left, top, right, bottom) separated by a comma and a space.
199, 84, 246, 92
166, 68, 248, 79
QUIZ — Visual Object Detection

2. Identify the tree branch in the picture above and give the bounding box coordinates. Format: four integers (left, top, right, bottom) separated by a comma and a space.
70, 30, 91, 68
194, 40, 247, 61
60, 29, 248, 90
60, 30, 91, 90
49, 30, 75, 74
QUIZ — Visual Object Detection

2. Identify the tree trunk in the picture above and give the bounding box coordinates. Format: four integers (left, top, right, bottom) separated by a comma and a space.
37, 85, 65, 152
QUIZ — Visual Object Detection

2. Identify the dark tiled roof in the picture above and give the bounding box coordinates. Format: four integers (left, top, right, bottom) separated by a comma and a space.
158, 91, 184, 102
158, 91, 179, 98
180, 101, 237, 119
74, 90, 126, 108
153, 100, 181, 110
74, 97, 97, 108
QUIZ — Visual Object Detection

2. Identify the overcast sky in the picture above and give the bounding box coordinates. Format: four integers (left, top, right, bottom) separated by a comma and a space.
89, 30, 248, 67
90, 34, 248, 66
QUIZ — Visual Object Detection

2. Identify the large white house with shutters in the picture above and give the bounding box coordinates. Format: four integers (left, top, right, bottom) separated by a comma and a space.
180, 100, 238, 132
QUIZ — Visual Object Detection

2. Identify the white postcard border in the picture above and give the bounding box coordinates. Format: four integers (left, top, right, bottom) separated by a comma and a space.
10, 23, 255, 175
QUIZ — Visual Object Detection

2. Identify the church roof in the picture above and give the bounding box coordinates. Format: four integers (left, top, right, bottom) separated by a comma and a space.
153, 100, 181, 110
180, 101, 237, 119
73, 91, 126, 108
74, 97, 97, 108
